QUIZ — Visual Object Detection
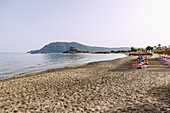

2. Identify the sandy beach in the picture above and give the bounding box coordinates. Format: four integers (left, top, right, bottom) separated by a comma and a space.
0, 55, 169, 112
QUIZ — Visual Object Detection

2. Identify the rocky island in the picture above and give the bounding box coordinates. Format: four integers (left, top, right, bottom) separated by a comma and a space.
63, 47, 90, 53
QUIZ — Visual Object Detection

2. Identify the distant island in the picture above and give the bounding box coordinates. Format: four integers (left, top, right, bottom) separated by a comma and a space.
63, 47, 90, 53
27, 42, 130, 54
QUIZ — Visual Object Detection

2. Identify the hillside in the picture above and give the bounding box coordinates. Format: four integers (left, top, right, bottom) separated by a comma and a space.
27, 42, 130, 53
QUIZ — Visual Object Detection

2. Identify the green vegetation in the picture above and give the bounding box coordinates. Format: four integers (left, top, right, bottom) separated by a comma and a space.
131, 47, 137, 51
146, 46, 153, 50
157, 44, 161, 50
129, 44, 169, 53
152, 44, 169, 51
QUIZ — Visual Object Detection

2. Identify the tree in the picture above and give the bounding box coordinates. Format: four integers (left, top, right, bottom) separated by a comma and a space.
146, 46, 153, 50
158, 44, 161, 47
161, 46, 167, 50
131, 47, 137, 51
141, 48, 144, 51
158, 44, 161, 50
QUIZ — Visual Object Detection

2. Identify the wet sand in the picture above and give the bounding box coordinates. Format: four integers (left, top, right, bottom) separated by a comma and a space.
0, 56, 170, 112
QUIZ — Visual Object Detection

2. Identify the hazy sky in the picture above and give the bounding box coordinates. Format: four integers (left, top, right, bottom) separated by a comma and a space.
0, 0, 170, 52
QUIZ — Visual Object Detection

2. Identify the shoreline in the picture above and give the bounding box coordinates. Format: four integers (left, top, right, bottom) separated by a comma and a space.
0, 55, 169, 112
0, 53, 126, 81
0, 57, 126, 82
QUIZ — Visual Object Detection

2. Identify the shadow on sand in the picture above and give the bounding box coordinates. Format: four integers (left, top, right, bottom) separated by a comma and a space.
147, 86, 170, 105
108, 58, 139, 72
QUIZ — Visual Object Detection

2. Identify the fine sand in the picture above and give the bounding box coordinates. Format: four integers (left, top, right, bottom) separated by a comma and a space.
0, 55, 170, 112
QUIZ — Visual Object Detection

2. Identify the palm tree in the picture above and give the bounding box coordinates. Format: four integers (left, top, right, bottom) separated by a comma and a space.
162, 46, 165, 50
158, 44, 161, 50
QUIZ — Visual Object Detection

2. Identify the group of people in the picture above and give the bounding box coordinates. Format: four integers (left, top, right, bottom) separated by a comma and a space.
132, 56, 148, 69
156, 55, 170, 66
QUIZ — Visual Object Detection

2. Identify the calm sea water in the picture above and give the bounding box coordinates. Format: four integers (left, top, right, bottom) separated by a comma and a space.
0, 53, 126, 79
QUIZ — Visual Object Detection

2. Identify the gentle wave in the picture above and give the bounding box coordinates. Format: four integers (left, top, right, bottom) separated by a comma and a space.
0, 53, 126, 79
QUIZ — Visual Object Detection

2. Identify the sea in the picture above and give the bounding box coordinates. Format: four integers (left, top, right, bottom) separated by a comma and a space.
0, 53, 126, 79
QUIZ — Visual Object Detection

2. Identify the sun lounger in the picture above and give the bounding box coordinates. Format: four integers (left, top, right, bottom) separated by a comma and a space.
156, 55, 170, 67
132, 63, 147, 69
165, 61, 170, 64
132, 56, 148, 69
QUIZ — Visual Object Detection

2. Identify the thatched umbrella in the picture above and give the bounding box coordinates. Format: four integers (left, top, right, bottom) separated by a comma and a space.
129, 50, 153, 56
163, 48, 170, 55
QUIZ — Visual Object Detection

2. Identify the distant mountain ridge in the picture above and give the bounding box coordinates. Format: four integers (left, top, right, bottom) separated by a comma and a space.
27, 42, 130, 53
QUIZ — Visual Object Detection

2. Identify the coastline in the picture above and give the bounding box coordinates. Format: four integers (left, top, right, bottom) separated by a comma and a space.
0, 54, 126, 81
0, 57, 126, 82
0, 53, 126, 80
0, 55, 169, 112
